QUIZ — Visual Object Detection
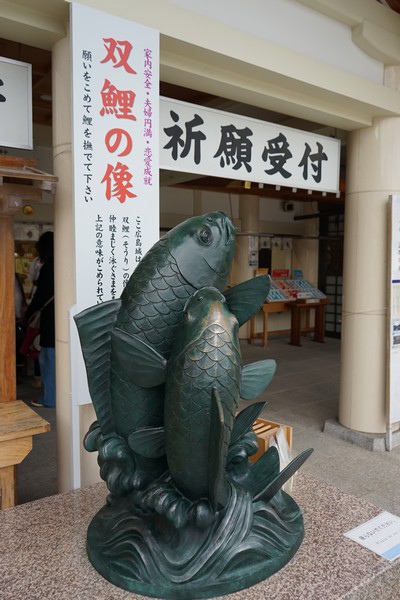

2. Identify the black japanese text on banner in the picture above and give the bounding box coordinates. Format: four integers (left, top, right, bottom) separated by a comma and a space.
160, 97, 340, 194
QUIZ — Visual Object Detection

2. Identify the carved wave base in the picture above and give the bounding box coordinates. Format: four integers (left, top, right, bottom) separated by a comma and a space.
87, 484, 304, 599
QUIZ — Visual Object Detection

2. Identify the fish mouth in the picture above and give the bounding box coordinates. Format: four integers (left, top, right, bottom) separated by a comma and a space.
203, 257, 231, 280
220, 212, 236, 247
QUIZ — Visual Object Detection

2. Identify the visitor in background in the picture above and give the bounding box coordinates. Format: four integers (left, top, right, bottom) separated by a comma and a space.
28, 247, 43, 389
28, 253, 43, 291
15, 273, 27, 372
24, 231, 55, 408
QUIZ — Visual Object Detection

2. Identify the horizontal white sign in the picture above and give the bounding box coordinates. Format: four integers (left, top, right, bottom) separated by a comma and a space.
0, 57, 32, 149
160, 97, 341, 193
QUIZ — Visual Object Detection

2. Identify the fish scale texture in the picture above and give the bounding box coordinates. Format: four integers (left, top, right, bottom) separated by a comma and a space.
165, 324, 242, 499
111, 241, 197, 437
115, 239, 195, 358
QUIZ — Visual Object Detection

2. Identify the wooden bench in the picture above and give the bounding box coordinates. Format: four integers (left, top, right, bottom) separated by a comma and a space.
0, 400, 50, 509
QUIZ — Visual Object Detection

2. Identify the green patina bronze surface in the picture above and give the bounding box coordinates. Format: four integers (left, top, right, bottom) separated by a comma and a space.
75, 212, 313, 599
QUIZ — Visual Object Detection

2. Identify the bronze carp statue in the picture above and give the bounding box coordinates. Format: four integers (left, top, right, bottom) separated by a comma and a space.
74, 212, 313, 599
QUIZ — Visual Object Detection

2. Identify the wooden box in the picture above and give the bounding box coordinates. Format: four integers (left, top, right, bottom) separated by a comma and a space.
250, 418, 293, 463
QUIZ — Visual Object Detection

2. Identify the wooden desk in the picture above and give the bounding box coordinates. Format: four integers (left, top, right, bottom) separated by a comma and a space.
0, 400, 50, 509
286, 299, 329, 347
249, 301, 291, 347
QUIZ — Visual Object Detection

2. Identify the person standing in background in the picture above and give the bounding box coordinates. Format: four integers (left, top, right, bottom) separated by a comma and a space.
15, 273, 27, 372
28, 253, 43, 292
28, 248, 43, 388
24, 231, 55, 408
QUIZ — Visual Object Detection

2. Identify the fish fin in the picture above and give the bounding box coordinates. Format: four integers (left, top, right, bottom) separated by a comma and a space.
128, 427, 166, 459
74, 299, 121, 435
241, 359, 276, 400
208, 387, 229, 511
224, 275, 271, 327
112, 328, 167, 388
246, 447, 280, 497
254, 448, 314, 502
230, 401, 267, 446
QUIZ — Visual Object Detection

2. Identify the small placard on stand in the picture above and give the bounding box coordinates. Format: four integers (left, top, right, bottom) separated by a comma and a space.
344, 511, 400, 561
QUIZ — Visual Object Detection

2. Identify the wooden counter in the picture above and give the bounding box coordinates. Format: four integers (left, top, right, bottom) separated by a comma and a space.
249, 298, 330, 348
0, 400, 50, 509
286, 298, 330, 347
249, 301, 291, 347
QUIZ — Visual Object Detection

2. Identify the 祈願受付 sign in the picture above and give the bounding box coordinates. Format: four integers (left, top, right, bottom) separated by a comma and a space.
160, 97, 341, 194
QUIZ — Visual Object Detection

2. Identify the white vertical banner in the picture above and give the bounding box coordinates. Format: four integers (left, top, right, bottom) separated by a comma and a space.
71, 2, 159, 313
70, 1, 159, 429
387, 195, 400, 427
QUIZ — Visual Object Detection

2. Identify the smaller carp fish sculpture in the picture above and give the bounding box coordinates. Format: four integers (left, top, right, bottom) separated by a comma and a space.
75, 212, 312, 599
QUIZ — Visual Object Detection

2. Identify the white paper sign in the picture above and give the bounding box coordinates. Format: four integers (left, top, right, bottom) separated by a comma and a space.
160, 97, 341, 193
71, 2, 159, 408
71, 2, 159, 314
344, 512, 400, 561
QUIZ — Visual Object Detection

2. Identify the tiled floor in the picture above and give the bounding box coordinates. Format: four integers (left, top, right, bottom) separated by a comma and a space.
16, 334, 400, 516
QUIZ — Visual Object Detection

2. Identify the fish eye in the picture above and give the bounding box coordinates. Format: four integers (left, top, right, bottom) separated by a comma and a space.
198, 226, 213, 245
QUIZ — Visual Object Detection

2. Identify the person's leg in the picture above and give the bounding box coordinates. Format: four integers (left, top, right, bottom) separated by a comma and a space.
32, 350, 46, 407
32, 358, 42, 388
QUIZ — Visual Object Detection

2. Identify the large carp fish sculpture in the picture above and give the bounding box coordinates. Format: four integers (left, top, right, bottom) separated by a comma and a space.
75, 212, 312, 599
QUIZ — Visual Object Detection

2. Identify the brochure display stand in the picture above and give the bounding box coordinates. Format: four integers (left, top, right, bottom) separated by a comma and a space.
249, 279, 328, 347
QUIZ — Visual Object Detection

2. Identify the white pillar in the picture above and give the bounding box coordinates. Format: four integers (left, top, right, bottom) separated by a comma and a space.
339, 67, 400, 433
53, 28, 98, 491
231, 194, 259, 284
292, 201, 319, 286
52, 29, 75, 491
231, 194, 259, 338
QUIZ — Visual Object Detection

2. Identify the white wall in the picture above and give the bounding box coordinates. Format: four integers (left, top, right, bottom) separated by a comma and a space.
168, 0, 383, 83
